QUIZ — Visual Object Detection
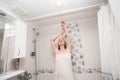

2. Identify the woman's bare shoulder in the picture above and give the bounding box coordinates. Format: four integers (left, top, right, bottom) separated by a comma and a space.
54, 49, 59, 54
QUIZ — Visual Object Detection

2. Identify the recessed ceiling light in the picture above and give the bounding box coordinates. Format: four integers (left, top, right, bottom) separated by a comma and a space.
56, 0, 63, 8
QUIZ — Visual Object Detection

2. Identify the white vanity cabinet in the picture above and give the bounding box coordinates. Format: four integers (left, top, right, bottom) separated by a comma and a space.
10, 20, 27, 58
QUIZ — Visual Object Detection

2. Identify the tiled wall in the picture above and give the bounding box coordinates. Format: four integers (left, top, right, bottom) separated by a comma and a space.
9, 17, 113, 80
34, 17, 101, 80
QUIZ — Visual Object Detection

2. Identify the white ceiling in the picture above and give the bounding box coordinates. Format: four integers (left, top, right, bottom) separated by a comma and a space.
1, 0, 105, 26
2, 0, 104, 18
33, 8, 98, 26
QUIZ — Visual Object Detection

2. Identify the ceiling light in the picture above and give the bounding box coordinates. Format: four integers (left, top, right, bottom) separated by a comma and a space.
56, 0, 63, 8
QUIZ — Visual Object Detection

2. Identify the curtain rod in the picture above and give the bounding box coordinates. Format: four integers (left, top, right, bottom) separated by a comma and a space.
25, 3, 105, 22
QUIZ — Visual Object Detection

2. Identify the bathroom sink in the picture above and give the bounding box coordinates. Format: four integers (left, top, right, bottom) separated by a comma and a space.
0, 70, 25, 80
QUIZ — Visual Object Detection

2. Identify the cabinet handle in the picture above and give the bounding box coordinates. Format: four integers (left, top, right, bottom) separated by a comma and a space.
18, 48, 20, 56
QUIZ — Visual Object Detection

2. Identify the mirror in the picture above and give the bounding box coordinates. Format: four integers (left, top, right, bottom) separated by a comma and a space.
0, 16, 5, 74
0, 14, 12, 74
0, 17, 4, 58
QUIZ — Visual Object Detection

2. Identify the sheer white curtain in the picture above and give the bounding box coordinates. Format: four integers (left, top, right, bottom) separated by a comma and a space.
97, 4, 120, 80
108, 0, 120, 31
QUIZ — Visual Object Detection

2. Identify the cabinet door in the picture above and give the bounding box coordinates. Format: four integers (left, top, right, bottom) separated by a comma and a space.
14, 21, 27, 58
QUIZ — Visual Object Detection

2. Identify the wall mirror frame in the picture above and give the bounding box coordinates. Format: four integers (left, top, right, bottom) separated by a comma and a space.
0, 9, 17, 74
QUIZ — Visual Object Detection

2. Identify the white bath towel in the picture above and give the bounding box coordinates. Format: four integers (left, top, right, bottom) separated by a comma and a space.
55, 50, 74, 80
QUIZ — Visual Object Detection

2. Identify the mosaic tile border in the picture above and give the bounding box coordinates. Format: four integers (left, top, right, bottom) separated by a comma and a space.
36, 68, 101, 74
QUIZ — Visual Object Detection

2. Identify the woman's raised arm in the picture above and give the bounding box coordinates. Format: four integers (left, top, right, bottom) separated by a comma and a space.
61, 21, 71, 51
51, 28, 65, 53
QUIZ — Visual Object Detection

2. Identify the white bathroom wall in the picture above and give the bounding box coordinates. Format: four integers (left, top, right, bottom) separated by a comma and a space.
5, 22, 39, 80
36, 17, 101, 80
19, 23, 40, 80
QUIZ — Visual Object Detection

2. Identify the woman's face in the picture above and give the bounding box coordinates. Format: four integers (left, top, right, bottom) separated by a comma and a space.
58, 38, 65, 46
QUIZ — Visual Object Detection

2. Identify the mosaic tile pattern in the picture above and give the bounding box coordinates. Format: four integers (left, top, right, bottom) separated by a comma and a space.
36, 67, 101, 74
65, 22, 85, 71
101, 72, 113, 80
33, 68, 114, 80
38, 69, 55, 73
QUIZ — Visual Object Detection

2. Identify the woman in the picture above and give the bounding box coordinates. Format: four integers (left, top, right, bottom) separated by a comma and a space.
51, 21, 74, 80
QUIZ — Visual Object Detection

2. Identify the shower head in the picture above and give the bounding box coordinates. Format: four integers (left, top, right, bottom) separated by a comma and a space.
0, 10, 6, 16
33, 28, 39, 36
33, 28, 35, 31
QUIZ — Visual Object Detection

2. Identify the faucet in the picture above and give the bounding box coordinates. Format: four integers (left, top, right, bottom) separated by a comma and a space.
17, 71, 32, 80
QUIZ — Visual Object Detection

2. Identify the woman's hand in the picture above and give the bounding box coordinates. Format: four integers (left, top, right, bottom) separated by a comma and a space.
61, 21, 65, 24
61, 21, 71, 50
60, 27, 65, 34
61, 21, 65, 27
